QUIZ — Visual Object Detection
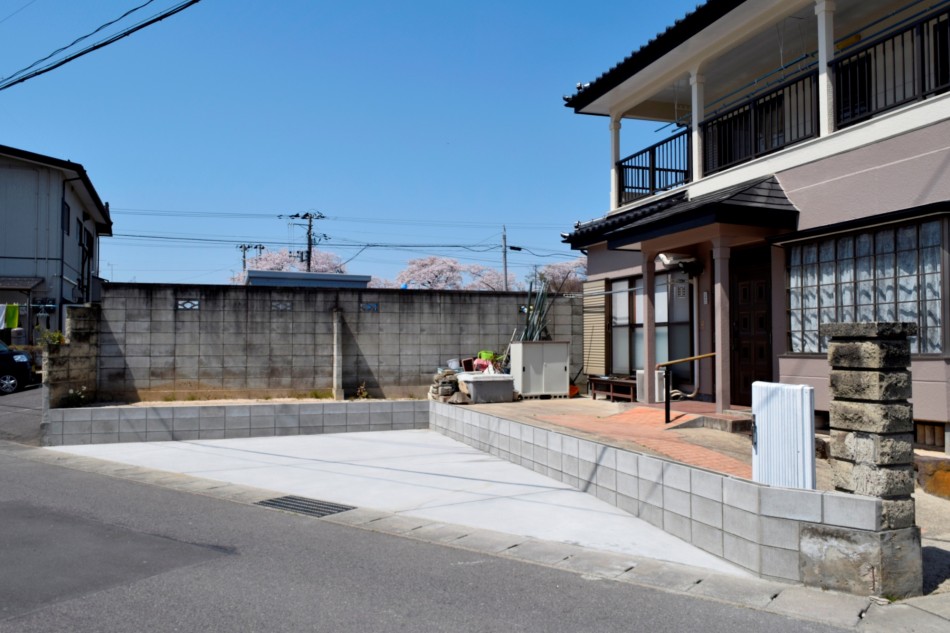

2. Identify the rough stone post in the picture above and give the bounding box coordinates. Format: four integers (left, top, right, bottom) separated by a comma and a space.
819, 322, 922, 597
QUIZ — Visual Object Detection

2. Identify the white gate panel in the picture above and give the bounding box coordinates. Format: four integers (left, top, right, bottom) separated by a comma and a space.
752, 381, 816, 489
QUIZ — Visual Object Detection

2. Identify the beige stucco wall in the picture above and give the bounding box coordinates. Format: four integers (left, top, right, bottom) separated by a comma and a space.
779, 118, 950, 228
779, 355, 950, 423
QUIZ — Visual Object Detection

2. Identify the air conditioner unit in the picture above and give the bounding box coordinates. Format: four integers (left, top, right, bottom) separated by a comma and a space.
635, 370, 667, 402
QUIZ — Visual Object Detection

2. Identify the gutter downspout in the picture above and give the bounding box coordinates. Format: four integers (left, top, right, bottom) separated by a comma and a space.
60, 176, 81, 332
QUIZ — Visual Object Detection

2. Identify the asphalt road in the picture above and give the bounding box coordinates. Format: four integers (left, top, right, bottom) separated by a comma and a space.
0, 385, 42, 445
0, 441, 848, 633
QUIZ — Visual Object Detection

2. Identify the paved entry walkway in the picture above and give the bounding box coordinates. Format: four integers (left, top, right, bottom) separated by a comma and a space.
473, 400, 752, 479
51, 430, 746, 576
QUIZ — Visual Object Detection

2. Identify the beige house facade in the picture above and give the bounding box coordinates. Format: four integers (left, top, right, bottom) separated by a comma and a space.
564, 0, 950, 448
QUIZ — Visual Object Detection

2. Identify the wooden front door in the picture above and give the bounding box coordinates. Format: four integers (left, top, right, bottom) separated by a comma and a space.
730, 248, 772, 406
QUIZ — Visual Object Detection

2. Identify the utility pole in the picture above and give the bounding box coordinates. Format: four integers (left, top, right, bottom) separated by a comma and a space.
280, 211, 325, 272
237, 243, 265, 271
502, 225, 509, 292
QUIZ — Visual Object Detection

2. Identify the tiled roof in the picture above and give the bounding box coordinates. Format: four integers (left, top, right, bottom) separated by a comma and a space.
564, 176, 798, 249
0, 277, 44, 291
565, 0, 747, 113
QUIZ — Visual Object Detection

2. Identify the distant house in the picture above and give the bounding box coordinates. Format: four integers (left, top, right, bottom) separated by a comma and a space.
563, 0, 950, 449
0, 144, 111, 339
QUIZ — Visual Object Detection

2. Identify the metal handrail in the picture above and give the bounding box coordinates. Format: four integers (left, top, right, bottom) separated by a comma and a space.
655, 352, 717, 424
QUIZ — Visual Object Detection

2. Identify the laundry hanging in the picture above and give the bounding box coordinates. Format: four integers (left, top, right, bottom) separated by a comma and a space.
1, 304, 19, 329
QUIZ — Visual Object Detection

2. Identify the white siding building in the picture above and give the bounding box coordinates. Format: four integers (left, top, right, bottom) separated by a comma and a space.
0, 144, 111, 339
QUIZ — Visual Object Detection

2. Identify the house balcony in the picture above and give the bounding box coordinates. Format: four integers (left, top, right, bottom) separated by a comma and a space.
609, 2, 950, 210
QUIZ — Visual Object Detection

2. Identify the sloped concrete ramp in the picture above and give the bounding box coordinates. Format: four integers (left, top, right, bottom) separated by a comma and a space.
50, 429, 747, 576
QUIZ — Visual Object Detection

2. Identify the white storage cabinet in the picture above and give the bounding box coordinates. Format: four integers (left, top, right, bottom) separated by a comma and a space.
510, 341, 570, 397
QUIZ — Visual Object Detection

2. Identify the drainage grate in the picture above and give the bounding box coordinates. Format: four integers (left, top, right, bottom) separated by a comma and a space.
255, 495, 355, 518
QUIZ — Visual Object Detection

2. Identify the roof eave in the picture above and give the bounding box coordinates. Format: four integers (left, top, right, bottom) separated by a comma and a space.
564, 0, 748, 113
0, 143, 111, 232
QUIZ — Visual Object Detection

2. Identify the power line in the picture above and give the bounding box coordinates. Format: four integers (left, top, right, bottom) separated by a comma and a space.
0, 0, 38, 26
1, 0, 159, 84
109, 206, 567, 229
0, 0, 203, 93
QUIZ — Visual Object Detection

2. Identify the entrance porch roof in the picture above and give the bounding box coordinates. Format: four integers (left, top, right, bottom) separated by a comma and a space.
564, 176, 798, 251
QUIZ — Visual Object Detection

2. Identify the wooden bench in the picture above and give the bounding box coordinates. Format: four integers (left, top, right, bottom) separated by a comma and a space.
588, 376, 637, 402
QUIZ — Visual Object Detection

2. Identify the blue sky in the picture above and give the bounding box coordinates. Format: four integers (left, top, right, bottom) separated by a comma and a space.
0, 0, 699, 284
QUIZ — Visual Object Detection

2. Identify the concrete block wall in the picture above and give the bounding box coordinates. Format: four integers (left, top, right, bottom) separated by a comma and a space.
44, 305, 100, 407
94, 283, 582, 402
44, 400, 429, 446
429, 402, 888, 587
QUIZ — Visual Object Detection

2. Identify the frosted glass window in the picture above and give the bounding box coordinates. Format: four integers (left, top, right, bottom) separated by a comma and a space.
789, 265, 802, 287
876, 229, 895, 254
898, 250, 917, 277
898, 225, 917, 251
634, 279, 644, 325
612, 327, 630, 375
921, 220, 941, 247
789, 245, 802, 265
612, 280, 629, 326
786, 219, 943, 353
654, 326, 669, 366
922, 247, 940, 274
789, 287, 801, 309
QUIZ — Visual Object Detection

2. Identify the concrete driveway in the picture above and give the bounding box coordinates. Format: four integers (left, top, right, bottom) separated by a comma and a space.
51, 429, 747, 576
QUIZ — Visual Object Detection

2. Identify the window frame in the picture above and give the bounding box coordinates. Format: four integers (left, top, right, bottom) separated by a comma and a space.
786, 217, 945, 355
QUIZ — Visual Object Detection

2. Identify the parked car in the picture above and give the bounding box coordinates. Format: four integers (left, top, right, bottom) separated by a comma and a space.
0, 340, 34, 394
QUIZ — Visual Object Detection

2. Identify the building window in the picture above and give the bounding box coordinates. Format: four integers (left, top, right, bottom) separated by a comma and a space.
787, 219, 943, 354
62, 202, 70, 235
609, 272, 693, 380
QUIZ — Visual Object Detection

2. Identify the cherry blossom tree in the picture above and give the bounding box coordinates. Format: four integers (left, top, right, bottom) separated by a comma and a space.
464, 265, 522, 292
536, 257, 587, 293
395, 256, 464, 289
230, 248, 345, 283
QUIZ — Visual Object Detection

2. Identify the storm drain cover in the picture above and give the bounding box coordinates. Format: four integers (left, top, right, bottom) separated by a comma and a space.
256, 495, 355, 518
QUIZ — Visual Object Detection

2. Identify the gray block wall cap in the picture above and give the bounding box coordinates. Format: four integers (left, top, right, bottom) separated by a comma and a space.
820, 322, 918, 339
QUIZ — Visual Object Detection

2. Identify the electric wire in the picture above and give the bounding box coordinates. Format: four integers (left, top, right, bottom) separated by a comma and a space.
1, 0, 158, 83
0, 0, 38, 26
0, 0, 203, 93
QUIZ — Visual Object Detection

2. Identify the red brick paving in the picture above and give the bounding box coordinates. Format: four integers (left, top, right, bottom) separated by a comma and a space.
535, 406, 752, 479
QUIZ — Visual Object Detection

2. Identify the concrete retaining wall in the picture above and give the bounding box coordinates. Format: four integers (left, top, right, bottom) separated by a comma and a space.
44, 400, 429, 445
429, 402, 887, 585
92, 283, 582, 402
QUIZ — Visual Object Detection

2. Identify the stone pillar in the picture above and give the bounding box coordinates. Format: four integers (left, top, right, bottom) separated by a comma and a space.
820, 322, 922, 597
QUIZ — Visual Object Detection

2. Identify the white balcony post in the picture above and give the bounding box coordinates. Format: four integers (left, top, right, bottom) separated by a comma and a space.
816, 0, 836, 136
690, 72, 705, 182
610, 116, 622, 210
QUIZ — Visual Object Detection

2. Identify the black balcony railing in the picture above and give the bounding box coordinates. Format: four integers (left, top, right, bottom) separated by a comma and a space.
616, 130, 690, 205
702, 71, 818, 175
831, 6, 950, 128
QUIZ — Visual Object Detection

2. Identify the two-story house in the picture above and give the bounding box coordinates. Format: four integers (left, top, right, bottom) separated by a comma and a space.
0, 144, 111, 341
563, 0, 950, 449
